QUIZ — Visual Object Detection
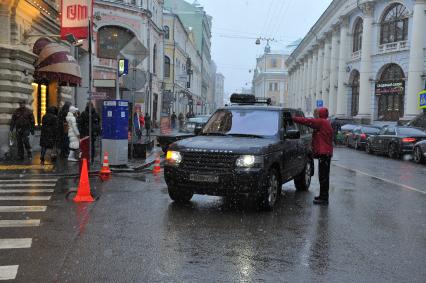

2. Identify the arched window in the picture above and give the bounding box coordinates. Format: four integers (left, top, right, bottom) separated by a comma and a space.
153, 44, 157, 74
97, 26, 134, 59
164, 26, 170, 40
350, 70, 360, 117
164, 56, 171, 78
380, 3, 409, 44
353, 18, 363, 52
377, 64, 405, 121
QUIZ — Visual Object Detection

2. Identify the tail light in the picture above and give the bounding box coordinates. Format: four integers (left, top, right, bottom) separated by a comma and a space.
402, 138, 416, 143
360, 134, 367, 140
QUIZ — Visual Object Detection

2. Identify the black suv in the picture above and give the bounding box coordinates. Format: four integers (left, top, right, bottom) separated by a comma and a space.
164, 94, 314, 210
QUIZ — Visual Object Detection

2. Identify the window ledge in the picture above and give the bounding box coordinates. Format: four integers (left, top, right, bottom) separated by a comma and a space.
378, 41, 409, 54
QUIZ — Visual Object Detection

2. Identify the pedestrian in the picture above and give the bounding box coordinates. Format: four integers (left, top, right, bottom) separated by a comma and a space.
293, 108, 333, 205
133, 106, 144, 140
77, 102, 100, 163
58, 102, 71, 158
9, 100, 35, 160
171, 112, 177, 129
145, 113, 151, 138
66, 106, 80, 162
39, 106, 58, 165
178, 112, 184, 130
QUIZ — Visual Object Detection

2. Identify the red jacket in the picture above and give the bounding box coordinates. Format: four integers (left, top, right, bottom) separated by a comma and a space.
293, 108, 333, 157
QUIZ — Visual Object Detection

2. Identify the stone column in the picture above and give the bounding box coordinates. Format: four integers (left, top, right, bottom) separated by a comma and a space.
357, 1, 375, 121
311, 49, 318, 105
321, 35, 331, 107
305, 56, 311, 112
405, 0, 426, 119
329, 27, 340, 116
316, 43, 324, 103
337, 16, 350, 117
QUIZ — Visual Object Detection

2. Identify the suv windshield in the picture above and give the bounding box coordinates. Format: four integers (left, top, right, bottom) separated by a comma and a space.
202, 109, 279, 137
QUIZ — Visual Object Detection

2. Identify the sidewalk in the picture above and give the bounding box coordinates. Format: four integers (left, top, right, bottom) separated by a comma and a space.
0, 146, 160, 178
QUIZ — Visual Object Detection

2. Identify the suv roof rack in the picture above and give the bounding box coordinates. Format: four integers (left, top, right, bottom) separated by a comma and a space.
230, 93, 272, 106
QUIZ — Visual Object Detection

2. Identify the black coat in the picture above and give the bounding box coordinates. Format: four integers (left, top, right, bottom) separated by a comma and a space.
40, 108, 58, 148
77, 108, 100, 138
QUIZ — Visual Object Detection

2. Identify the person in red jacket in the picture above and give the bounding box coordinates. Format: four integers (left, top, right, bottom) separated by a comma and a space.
293, 108, 333, 205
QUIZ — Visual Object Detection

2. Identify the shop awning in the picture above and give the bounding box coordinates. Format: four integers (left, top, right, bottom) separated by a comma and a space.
33, 38, 81, 86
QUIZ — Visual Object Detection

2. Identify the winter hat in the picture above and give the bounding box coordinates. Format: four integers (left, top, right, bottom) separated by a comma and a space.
69, 106, 78, 113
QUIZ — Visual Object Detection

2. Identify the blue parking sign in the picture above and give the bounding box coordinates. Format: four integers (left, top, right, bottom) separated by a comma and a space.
316, 100, 324, 108
419, 90, 426, 109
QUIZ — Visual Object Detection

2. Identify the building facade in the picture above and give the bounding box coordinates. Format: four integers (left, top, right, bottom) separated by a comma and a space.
82, 0, 164, 125
215, 73, 225, 109
253, 49, 289, 106
286, 0, 426, 122
163, 11, 202, 117
164, 0, 212, 114
0, 0, 79, 158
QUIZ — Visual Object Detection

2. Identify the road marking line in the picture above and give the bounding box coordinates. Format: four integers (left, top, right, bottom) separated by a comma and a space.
0, 265, 18, 280
0, 238, 32, 249
0, 179, 57, 183
333, 164, 426, 195
0, 183, 56, 187
0, 220, 40, 227
0, 189, 54, 193
0, 196, 51, 201
0, 206, 47, 212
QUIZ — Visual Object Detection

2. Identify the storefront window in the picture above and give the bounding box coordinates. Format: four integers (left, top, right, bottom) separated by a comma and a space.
32, 83, 48, 126
376, 64, 405, 121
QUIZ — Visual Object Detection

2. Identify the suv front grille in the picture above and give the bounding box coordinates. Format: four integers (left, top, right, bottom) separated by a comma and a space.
181, 152, 236, 173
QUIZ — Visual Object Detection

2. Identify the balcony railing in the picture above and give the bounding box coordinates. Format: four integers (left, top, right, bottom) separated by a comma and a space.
378, 41, 409, 54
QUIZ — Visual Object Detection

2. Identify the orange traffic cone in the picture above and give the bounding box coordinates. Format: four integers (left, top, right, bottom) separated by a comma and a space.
99, 152, 112, 182
153, 154, 161, 174
74, 159, 94, 203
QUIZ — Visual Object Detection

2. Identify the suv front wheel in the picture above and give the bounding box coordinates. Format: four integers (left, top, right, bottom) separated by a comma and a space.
258, 169, 281, 210
294, 159, 312, 191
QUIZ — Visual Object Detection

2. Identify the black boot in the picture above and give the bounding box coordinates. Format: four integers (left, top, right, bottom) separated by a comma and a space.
40, 158, 45, 165
27, 151, 32, 159
313, 198, 329, 205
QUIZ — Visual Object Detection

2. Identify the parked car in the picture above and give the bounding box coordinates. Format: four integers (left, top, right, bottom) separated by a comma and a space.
164, 94, 314, 210
413, 140, 426, 164
339, 124, 358, 145
347, 125, 381, 150
405, 112, 426, 132
366, 126, 426, 159
157, 115, 210, 153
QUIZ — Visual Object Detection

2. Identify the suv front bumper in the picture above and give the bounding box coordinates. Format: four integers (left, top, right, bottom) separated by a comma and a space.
164, 166, 267, 197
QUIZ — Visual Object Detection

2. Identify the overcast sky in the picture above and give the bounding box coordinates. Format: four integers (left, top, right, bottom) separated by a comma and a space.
196, 0, 333, 96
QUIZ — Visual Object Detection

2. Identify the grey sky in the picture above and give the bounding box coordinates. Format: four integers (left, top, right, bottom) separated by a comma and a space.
196, 0, 333, 95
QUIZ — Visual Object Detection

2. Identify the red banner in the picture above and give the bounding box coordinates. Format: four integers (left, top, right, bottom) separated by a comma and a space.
61, 0, 93, 39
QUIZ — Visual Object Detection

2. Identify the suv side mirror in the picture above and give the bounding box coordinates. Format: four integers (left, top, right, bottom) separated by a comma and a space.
194, 125, 203, 135
283, 129, 300, 140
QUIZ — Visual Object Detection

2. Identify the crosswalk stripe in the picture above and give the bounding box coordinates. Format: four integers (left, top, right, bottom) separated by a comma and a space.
0, 179, 58, 183
0, 189, 54, 194
0, 183, 56, 187
0, 220, 40, 227
0, 206, 47, 212
0, 238, 32, 249
0, 265, 18, 280
0, 196, 51, 201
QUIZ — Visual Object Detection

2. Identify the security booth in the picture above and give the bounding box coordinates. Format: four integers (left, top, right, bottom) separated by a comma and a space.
102, 100, 129, 166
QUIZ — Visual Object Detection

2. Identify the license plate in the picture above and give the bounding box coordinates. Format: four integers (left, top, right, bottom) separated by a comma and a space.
190, 174, 219, 183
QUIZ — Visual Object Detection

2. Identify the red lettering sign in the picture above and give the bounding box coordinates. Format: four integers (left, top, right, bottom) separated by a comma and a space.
61, 0, 93, 40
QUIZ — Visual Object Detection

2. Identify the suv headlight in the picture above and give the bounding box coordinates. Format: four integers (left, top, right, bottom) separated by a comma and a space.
236, 155, 263, 168
166, 151, 182, 166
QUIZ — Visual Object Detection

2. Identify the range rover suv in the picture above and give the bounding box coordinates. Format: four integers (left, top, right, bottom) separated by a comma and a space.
164, 94, 314, 210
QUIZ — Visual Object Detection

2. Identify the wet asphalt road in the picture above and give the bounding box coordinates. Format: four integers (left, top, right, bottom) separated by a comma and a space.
1, 147, 425, 282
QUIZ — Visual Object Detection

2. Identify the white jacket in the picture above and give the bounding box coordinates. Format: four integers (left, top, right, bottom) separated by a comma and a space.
66, 112, 80, 149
